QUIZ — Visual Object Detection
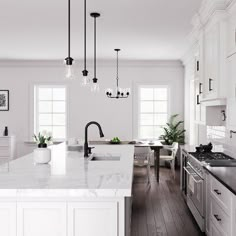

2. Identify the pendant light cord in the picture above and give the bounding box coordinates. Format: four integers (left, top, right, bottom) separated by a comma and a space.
68, 0, 71, 58
84, 0, 87, 70
116, 50, 119, 89
94, 16, 97, 79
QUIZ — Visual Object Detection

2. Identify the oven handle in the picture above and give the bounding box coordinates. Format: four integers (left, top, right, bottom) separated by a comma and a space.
184, 167, 203, 184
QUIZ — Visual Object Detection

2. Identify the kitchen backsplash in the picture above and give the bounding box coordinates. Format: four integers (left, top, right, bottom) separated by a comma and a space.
207, 126, 236, 159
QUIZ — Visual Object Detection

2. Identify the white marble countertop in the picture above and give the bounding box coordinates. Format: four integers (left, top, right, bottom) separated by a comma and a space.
0, 143, 134, 198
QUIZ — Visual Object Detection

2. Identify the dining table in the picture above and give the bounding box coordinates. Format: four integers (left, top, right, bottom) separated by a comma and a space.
135, 141, 163, 182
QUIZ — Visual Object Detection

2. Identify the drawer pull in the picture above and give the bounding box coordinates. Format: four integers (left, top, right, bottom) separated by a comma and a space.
214, 214, 221, 222
214, 189, 221, 195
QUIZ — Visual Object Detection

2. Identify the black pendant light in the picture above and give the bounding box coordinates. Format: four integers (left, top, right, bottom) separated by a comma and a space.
81, 0, 89, 86
65, 0, 74, 79
90, 12, 100, 92
106, 49, 130, 99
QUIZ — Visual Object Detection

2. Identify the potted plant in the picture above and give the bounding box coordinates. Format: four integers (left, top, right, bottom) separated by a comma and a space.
159, 114, 186, 146
33, 131, 53, 164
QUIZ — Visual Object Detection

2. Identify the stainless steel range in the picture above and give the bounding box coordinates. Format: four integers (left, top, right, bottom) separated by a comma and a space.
182, 144, 233, 232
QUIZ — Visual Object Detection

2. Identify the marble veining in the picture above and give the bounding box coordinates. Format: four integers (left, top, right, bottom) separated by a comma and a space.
0, 143, 134, 197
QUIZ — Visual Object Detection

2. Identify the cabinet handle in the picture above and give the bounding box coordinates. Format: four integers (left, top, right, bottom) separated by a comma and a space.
214, 214, 221, 222
199, 83, 203, 94
209, 78, 213, 91
197, 95, 200, 105
196, 61, 200, 72
235, 28, 236, 46
214, 189, 221, 195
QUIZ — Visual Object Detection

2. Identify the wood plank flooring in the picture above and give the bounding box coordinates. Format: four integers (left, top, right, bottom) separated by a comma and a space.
131, 166, 205, 236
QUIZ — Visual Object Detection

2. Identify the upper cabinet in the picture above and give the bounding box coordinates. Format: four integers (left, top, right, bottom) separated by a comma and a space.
202, 14, 227, 101
227, 5, 236, 58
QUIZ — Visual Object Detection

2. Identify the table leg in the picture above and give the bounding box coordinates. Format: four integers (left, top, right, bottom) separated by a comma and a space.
153, 147, 161, 182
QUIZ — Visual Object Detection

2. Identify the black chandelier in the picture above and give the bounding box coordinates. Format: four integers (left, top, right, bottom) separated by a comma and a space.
106, 49, 130, 99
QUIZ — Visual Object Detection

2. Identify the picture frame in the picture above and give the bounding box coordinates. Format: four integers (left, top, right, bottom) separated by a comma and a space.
0, 90, 9, 111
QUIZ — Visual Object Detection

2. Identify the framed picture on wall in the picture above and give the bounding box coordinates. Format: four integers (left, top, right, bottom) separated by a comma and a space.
0, 90, 9, 111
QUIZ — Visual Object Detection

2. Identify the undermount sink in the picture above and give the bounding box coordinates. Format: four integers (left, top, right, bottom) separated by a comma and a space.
89, 153, 121, 161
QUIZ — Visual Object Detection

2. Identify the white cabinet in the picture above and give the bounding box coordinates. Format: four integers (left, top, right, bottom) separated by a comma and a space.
0, 202, 16, 236
227, 7, 236, 57
17, 202, 67, 236
0, 136, 16, 160
202, 15, 227, 101
206, 173, 235, 236
68, 202, 118, 236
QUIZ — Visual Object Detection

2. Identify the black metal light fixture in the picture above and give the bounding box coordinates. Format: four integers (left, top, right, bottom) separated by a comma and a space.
90, 12, 100, 92
81, 0, 89, 86
64, 0, 74, 79
106, 49, 130, 99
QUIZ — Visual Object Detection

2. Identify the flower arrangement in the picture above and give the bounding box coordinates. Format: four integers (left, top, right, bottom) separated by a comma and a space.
34, 131, 53, 148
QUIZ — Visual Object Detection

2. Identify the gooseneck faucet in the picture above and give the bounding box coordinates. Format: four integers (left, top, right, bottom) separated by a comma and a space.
84, 121, 104, 157
230, 130, 236, 139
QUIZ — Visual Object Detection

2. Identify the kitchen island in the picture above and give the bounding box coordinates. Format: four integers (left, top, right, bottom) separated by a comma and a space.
0, 143, 134, 236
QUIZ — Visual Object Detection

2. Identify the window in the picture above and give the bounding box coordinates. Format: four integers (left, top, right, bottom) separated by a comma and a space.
138, 86, 169, 139
34, 85, 67, 141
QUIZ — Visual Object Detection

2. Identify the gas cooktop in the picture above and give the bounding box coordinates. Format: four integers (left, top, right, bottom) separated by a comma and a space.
189, 152, 233, 162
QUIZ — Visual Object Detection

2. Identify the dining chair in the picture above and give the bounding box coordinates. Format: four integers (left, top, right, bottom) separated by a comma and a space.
160, 142, 179, 179
134, 146, 152, 184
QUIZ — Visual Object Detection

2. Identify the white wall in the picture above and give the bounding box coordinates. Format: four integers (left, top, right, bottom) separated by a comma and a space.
0, 60, 184, 157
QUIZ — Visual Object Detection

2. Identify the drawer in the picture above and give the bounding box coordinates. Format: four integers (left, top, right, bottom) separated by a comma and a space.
210, 220, 227, 236
211, 176, 232, 214
0, 138, 10, 147
0, 147, 10, 157
210, 197, 230, 235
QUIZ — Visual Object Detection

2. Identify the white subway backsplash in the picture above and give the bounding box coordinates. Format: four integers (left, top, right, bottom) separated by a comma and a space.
207, 126, 236, 159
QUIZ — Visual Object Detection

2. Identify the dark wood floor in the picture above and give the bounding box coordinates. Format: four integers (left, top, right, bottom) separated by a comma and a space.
131, 166, 205, 236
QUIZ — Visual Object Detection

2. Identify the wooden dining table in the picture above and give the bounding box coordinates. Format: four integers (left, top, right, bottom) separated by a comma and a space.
135, 141, 163, 182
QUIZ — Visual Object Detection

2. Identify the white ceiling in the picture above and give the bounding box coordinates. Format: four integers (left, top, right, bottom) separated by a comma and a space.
0, 0, 202, 61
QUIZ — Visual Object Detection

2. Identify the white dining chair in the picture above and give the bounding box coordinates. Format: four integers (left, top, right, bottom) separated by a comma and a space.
160, 142, 179, 179
134, 146, 152, 184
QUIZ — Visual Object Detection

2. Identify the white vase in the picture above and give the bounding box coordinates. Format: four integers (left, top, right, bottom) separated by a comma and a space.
33, 148, 51, 164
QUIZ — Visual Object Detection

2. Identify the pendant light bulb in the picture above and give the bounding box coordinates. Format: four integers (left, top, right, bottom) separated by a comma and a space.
65, 64, 74, 79
91, 78, 100, 92
81, 70, 90, 86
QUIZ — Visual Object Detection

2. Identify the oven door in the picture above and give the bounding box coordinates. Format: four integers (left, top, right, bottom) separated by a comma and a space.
184, 165, 204, 217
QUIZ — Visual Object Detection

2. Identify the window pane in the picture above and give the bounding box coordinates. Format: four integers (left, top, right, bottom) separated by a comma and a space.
154, 114, 168, 126
140, 126, 154, 139
53, 126, 66, 139
39, 114, 52, 126
53, 102, 65, 113
39, 101, 52, 113
140, 88, 153, 100
39, 126, 53, 133
154, 88, 167, 100
53, 114, 65, 126
140, 101, 153, 113
53, 88, 66, 100
154, 101, 167, 113
154, 126, 164, 138
140, 114, 153, 125
38, 88, 52, 101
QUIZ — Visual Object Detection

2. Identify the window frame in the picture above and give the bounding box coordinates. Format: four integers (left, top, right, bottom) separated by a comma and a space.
32, 84, 68, 142
136, 84, 170, 140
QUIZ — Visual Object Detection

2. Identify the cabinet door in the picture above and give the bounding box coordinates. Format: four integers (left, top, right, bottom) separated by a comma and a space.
0, 202, 16, 236
68, 202, 118, 236
204, 24, 219, 99
228, 14, 236, 57
210, 221, 226, 236
17, 202, 67, 236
